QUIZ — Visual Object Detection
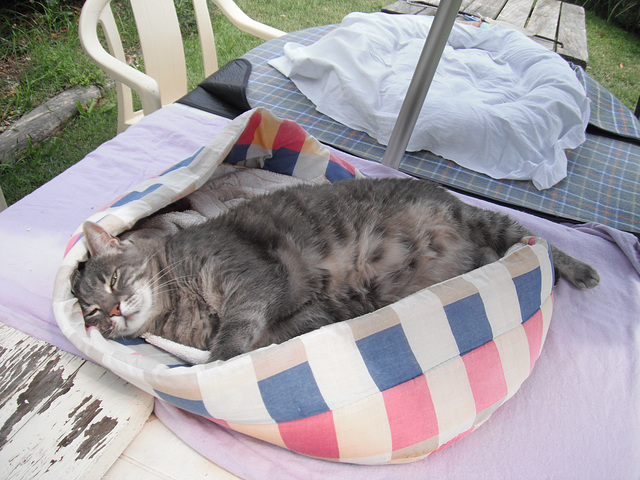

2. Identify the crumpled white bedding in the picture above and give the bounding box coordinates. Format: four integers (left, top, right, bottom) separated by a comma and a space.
270, 13, 590, 190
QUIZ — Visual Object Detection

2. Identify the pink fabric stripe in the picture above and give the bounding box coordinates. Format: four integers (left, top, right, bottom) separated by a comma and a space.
523, 309, 544, 373
64, 232, 83, 257
208, 417, 231, 429
236, 111, 262, 145
462, 340, 508, 412
383, 375, 438, 450
330, 153, 357, 174
273, 119, 306, 151
432, 427, 475, 455
278, 410, 340, 459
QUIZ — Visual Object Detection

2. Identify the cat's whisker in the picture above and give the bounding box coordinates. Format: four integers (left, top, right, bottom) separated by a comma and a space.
144, 259, 183, 288
151, 276, 191, 291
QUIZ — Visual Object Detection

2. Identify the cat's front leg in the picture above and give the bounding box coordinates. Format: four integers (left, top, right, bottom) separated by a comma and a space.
208, 313, 266, 361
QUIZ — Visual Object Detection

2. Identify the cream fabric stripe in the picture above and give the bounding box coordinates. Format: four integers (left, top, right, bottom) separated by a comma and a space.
429, 277, 479, 306
99, 348, 158, 397
292, 152, 329, 180
250, 337, 307, 381
332, 392, 392, 463
424, 356, 476, 445
244, 144, 272, 168
392, 289, 460, 373
348, 306, 401, 341
539, 294, 554, 353
197, 354, 272, 424
463, 262, 522, 338
500, 246, 539, 278
226, 420, 287, 449
493, 325, 532, 398
532, 242, 554, 300
143, 366, 203, 400
302, 322, 379, 411
390, 436, 440, 463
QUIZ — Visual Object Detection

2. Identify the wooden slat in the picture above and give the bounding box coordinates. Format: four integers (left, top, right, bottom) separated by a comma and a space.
496, 0, 535, 28
526, 0, 561, 41
531, 35, 557, 51
459, 0, 477, 13
463, 0, 508, 20
0, 323, 154, 480
557, 2, 588, 67
103, 414, 239, 480
382, 0, 430, 15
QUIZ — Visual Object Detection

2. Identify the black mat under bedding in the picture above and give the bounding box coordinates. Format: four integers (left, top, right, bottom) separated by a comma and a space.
177, 58, 252, 119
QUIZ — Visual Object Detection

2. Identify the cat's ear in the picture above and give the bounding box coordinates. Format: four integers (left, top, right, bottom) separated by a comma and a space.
83, 221, 121, 257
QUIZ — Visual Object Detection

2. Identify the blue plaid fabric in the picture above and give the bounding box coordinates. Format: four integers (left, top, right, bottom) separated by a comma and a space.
243, 25, 640, 233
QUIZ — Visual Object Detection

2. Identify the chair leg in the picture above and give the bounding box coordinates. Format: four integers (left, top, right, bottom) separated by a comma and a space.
635, 94, 640, 120
0, 185, 8, 211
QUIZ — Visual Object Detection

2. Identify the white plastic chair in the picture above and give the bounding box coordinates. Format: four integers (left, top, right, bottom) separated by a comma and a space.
0, 186, 7, 212
79, 0, 285, 133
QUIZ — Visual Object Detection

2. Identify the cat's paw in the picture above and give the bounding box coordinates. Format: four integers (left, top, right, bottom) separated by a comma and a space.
561, 262, 600, 290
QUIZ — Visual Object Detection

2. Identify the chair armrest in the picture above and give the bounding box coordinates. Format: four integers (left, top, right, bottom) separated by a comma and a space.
79, 0, 162, 115
213, 0, 286, 40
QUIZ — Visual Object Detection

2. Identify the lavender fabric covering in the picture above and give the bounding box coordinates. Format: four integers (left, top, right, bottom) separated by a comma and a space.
1, 104, 639, 478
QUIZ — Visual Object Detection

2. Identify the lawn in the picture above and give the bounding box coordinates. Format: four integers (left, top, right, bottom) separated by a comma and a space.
0, 0, 638, 206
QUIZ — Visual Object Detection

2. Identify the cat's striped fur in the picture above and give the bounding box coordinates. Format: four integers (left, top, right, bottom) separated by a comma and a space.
72, 178, 599, 362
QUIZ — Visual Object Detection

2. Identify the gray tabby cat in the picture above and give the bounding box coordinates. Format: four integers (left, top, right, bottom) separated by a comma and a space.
72, 178, 599, 362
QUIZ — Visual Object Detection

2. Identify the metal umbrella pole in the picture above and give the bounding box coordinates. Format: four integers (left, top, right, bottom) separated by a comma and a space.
381, 0, 463, 169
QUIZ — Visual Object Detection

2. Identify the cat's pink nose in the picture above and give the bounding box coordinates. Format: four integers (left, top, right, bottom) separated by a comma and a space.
109, 303, 121, 317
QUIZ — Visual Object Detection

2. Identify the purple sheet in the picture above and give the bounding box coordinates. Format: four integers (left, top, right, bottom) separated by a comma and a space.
1, 104, 638, 478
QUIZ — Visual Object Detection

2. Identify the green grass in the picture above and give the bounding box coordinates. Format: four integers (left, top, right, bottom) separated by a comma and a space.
584, 11, 640, 110
0, 0, 639, 206
0, 96, 117, 202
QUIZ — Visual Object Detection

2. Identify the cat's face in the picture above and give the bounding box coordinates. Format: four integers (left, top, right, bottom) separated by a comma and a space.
72, 222, 156, 338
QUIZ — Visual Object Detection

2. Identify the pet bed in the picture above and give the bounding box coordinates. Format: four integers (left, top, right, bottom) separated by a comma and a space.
53, 108, 555, 464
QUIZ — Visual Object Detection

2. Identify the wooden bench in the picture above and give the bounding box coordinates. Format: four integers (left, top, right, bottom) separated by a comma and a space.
0, 323, 238, 479
382, 0, 589, 67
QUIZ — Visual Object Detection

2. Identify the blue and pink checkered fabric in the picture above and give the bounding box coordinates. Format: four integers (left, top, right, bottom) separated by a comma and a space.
54, 109, 554, 464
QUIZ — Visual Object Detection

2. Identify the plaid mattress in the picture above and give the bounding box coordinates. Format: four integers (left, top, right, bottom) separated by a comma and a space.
53, 109, 555, 464
243, 25, 640, 234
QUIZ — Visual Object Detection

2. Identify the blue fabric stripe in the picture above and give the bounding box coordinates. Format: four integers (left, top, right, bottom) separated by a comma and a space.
443, 293, 493, 356
155, 390, 212, 418
225, 144, 252, 165
356, 324, 422, 391
258, 362, 329, 423
264, 148, 299, 176
326, 159, 356, 182
512, 267, 543, 322
111, 184, 162, 208
160, 147, 204, 176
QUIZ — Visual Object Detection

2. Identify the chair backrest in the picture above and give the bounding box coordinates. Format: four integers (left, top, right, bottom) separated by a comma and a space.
79, 0, 285, 133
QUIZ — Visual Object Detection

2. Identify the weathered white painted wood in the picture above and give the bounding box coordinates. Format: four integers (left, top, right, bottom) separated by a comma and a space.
103, 414, 239, 480
0, 323, 154, 480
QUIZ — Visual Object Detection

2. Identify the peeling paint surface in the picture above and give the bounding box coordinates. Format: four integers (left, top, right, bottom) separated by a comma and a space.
0, 323, 154, 480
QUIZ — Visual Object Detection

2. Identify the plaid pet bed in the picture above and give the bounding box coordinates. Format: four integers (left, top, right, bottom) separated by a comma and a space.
243, 25, 640, 234
53, 109, 555, 464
